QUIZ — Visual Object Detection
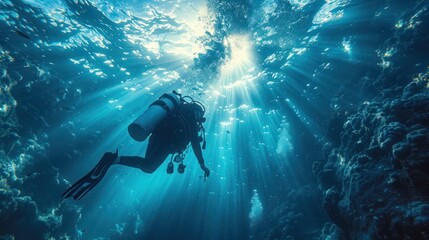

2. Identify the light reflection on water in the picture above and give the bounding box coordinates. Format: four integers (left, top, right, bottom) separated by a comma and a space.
2, 0, 427, 239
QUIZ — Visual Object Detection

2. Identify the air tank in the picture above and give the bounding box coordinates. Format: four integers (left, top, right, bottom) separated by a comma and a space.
128, 92, 181, 141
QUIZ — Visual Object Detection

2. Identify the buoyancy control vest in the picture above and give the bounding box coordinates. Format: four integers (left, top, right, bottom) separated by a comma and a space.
128, 91, 207, 152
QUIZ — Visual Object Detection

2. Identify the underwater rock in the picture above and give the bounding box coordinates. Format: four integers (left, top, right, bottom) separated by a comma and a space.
0, 0, 428, 239
402, 81, 423, 99
406, 128, 429, 147
56, 203, 83, 239
258, 186, 328, 240
0, 131, 79, 239
327, 112, 347, 146
0, 52, 17, 127
0, 195, 50, 239
322, 188, 343, 228
316, 68, 429, 239
319, 222, 346, 240
0, 185, 19, 223
319, 168, 336, 189
369, 201, 429, 239
388, 96, 429, 126
378, 122, 406, 151
391, 142, 411, 160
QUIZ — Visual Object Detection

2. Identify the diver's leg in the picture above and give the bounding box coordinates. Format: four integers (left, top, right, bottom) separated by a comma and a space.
117, 156, 145, 169
118, 154, 167, 173
140, 148, 170, 173
144, 134, 173, 173
118, 135, 171, 173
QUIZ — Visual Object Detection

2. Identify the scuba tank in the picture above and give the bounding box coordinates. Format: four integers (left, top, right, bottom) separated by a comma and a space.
128, 92, 181, 141
129, 90, 207, 176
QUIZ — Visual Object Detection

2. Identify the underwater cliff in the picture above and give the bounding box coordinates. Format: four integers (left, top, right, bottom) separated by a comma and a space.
1, 0, 428, 239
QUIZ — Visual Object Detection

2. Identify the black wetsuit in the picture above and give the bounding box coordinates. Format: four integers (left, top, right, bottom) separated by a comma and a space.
119, 103, 203, 173
62, 100, 208, 200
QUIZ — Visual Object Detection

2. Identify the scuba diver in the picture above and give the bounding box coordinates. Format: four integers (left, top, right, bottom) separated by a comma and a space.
62, 91, 210, 200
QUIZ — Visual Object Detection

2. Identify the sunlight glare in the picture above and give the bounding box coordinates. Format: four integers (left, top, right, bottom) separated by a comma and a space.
222, 34, 255, 72
210, 34, 259, 94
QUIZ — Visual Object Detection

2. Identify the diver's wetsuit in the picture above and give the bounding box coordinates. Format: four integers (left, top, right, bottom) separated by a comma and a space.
62, 101, 208, 200
118, 102, 203, 172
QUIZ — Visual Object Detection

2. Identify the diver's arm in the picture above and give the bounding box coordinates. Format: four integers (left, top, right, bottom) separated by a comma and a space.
191, 135, 210, 178
191, 137, 204, 165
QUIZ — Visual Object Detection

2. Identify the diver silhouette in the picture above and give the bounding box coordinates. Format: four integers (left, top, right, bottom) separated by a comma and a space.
62, 91, 210, 200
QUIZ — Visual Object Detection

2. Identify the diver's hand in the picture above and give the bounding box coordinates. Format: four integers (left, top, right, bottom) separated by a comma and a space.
200, 163, 210, 179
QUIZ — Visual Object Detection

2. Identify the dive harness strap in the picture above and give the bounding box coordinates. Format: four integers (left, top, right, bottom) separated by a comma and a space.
150, 100, 169, 111
200, 124, 206, 150
162, 93, 180, 107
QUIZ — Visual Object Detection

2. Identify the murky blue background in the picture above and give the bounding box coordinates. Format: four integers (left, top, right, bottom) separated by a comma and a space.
1, 0, 428, 239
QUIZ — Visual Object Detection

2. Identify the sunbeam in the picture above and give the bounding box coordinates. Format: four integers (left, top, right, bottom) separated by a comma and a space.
2, 0, 429, 239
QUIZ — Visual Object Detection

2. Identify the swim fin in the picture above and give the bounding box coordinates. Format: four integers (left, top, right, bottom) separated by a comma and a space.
62, 150, 118, 200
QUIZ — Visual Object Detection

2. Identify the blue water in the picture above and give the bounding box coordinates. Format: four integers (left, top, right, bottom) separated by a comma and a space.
1, 0, 428, 239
